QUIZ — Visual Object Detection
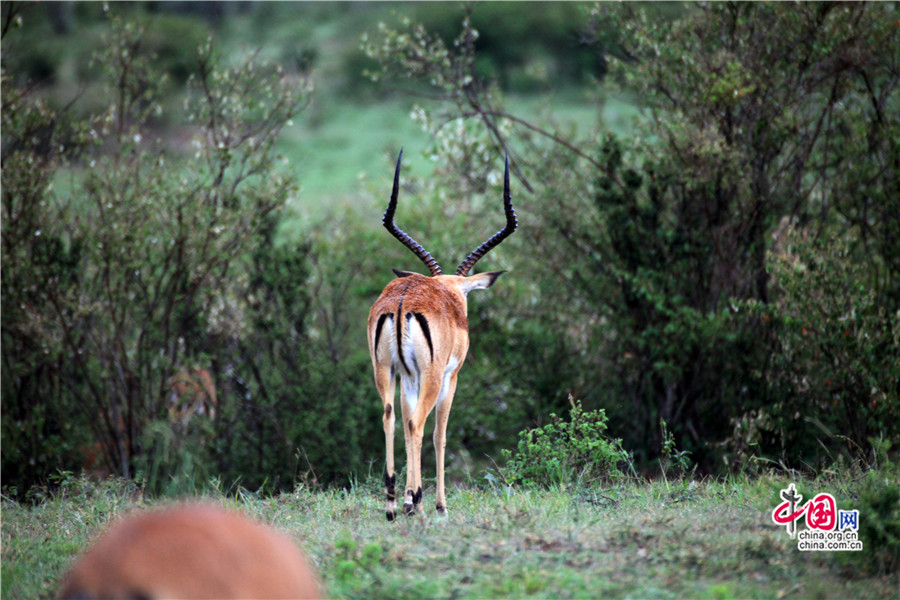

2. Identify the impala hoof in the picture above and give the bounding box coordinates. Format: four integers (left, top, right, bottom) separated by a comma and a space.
386, 509, 396, 522
402, 503, 416, 516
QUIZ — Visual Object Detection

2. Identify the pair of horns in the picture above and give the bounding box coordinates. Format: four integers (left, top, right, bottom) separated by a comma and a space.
383, 149, 517, 277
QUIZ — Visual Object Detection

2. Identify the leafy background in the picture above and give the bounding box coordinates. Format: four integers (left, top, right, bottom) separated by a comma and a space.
2, 1, 898, 500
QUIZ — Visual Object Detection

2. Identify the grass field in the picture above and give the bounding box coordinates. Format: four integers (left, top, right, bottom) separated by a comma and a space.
3, 474, 895, 599
275, 89, 642, 234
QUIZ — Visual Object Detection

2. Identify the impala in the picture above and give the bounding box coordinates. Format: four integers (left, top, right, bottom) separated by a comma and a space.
80, 368, 218, 480
167, 367, 218, 426
367, 150, 517, 520
58, 504, 321, 599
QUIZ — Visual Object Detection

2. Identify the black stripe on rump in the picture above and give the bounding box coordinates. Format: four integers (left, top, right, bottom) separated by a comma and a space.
396, 296, 410, 373
374, 313, 391, 353
410, 312, 434, 362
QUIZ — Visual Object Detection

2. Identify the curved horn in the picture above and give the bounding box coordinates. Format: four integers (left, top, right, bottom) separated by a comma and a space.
455, 153, 518, 276
383, 150, 443, 277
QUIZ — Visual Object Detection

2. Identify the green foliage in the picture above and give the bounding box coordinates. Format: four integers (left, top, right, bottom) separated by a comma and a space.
540, 131, 773, 469
856, 470, 900, 575
501, 398, 630, 488
362, 2, 615, 94
333, 535, 384, 587
0, 3, 69, 84
582, 2, 899, 468
827, 439, 900, 576
1, 11, 308, 497
363, 1, 900, 475
415, 2, 606, 91
740, 225, 900, 465
1, 2, 217, 120
660, 419, 693, 479
2, 34, 94, 492
137, 13, 211, 84
3, 0, 898, 503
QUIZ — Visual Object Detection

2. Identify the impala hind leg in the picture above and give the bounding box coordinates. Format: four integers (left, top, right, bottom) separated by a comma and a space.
398, 380, 421, 516
400, 406, 425, 516
375, 368, 398, 521
383, 401, 397, 521
400, 447, 422, 516
400, 373, 442, 516
434, 373, 458, 516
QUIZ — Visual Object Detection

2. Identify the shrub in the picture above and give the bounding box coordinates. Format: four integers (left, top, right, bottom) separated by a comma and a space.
364, 2, 899, 475
832, 439, 900, 576
856, 469, 900, 575
745, 223, 900, 466
1, 12, 309, 496
501, 398, 630, 488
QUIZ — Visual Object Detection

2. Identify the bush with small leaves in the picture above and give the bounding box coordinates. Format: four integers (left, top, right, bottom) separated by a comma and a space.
501, 398, 630, 489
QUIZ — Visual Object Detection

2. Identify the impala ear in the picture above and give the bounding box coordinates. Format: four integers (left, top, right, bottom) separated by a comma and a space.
458, 271, 505, 293
392, 269, 418, 278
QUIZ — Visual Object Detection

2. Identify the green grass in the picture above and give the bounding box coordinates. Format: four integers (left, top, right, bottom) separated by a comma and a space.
274, 88, 643, 243
3, 474, 896, 599
219, 2, 646, 228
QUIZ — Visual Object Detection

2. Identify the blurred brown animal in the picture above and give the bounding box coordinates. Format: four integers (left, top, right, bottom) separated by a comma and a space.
79, 368, 218, 480
58, 504, 322, 600
167, 367, 218, 426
